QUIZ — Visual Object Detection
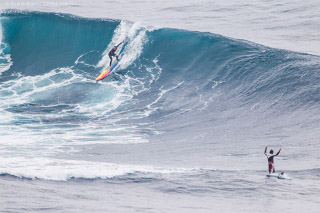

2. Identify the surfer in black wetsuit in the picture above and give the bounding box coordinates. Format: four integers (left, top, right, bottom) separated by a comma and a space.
264, 146, 281, 174
108, 40, 124, 68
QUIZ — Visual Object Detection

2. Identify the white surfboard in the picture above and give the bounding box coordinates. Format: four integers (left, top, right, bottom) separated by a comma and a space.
266, 172, 291, 180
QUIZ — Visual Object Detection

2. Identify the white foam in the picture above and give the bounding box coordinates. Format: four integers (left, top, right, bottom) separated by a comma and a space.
0, 156, 188, 181
0, 64, 151, 157
97, 21, 130, 68
74, 50, 97, 67
0, 18, 13, 74
119, 22, 149, 69
278, 172, 291, 180
97, 21, 155, 70
144, 81, 184, 117
77, 56, 163, 120
0, 21, 162, 160
0, 67, 87, 106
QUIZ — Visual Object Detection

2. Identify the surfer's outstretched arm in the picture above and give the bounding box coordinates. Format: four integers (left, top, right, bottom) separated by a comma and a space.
264, 146, 268, 156
114, 40, 125, 59
116, 40, 125, 48
274, 148, 281, 156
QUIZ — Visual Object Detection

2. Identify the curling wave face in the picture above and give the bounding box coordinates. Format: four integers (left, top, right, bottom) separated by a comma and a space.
0, 11, 319, 180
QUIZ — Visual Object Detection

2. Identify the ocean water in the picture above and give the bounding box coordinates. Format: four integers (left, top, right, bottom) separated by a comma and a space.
0, 1, 320, 213
1, 0, 320, 56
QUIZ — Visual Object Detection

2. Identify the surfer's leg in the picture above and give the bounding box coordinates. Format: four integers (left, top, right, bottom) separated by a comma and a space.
109, 55, 113, 67
268, 162, 272, 173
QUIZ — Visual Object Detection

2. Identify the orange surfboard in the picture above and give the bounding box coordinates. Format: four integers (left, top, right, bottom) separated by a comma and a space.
96, 55, 122, 81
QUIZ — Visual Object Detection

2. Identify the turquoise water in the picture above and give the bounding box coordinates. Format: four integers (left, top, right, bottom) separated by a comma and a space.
0, 6, 319, 213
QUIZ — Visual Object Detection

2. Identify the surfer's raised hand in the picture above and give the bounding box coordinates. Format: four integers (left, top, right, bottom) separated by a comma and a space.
122, 40, 124, 43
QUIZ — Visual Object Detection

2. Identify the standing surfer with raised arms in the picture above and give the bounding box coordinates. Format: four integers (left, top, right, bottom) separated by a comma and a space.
264, 146, 281, 174
109, 40, 124, 68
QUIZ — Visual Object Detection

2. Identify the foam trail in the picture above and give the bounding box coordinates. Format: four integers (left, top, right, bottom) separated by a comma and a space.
144, 81, 185, 117
0, 67, 149, 155
119, 22, 150, 69
97, 21, 130, 68
97, 21, 153, 70
0, 157, 188, 181
0, 18, 12, 74
0, 19, 2, 42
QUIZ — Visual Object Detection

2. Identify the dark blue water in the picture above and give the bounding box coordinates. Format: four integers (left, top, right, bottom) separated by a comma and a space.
0, 11, 320, 212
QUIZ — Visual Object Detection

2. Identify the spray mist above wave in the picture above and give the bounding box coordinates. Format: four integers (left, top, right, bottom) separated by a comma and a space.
97, 21, 155, 69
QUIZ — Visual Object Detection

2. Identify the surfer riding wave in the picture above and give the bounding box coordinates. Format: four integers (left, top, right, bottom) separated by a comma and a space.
264, 146, 281, 174
108, 40, 124, 68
